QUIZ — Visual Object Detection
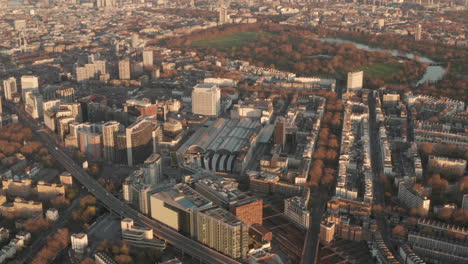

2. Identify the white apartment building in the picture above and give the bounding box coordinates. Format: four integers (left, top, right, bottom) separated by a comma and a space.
347, 71, 363, 91
71, 233, 88, 254
20, 75, 39, 99
191, 84, 221, 116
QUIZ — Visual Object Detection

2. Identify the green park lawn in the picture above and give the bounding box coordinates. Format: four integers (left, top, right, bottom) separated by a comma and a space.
358, 62, 402, 77
191, 31, 267, 48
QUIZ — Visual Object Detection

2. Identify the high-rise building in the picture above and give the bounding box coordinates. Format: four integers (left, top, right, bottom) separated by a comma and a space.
126, 117, 155, 166
196, 207, 249, 260
150, 183, 213, 235
71, 233, 88, 254
218, 6, 228, 24
78, 128, 103, 160
142, 153, 162, 185
191, 84, 221, 116
102, 121, 121, 162
142, 50, 153, 69
97, 0, 116, 8
20, 75, 39, 99
346, 71, 364, 91
76, 59, 106, 82
274, 118, 286, 147
24, 92, 43, 119
3, 77, 18, 100
415, 24, 422, 41
119, 59, 131, 80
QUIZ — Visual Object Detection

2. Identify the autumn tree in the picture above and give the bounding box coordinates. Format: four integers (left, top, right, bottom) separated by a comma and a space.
392, 225, 407, 237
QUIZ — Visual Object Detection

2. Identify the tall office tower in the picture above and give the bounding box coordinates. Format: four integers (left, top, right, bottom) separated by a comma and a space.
346, 71, 364, 91
3, 77, 17, 100
126, 118, 155, 166
76, 66, 87, 82
20, 75, 39, 99
415, 24, 422, 41
142, 153, 162, 185
102, 121, 121, 162
24, 92, 43, 119
219, 7, 228, 24
196, 207, 249, 260
142, 50, 153, 69
274, 118, 286, 147
56, 87, 75, 103
94, 60, 107, 75
131, 34, 139, 48
192, 84, 221, 116
119, 59, 131, 80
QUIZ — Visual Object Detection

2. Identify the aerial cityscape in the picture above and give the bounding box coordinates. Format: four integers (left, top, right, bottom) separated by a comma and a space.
0, 0, 467, 264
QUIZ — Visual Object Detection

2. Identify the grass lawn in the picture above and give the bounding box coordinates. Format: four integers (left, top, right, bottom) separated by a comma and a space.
358, 62, 402, 77
191, 31, 267, 48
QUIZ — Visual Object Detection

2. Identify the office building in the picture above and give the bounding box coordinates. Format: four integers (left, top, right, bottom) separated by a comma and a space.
142, 50, 153, 68
119, 59, 131, 80
150, 183, 213, 235
193, 177, 263, 226
142, 153, 162, 185
284, 196, 310, 229
196, 207, 249, 260
191, 84, 221, 116
126, 117, 156, 166
102, 121, 121, 162
123, 170, 175, 215
20, 75, 39, 99
71, 233, 88, 254
347, 71, 364, 91
24, 92, 43, 119
415, 24, 422, 41
3, 77, 17, 100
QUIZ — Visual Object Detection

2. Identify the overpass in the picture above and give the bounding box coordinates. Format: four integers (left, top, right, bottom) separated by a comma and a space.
7, 102, 240, 264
